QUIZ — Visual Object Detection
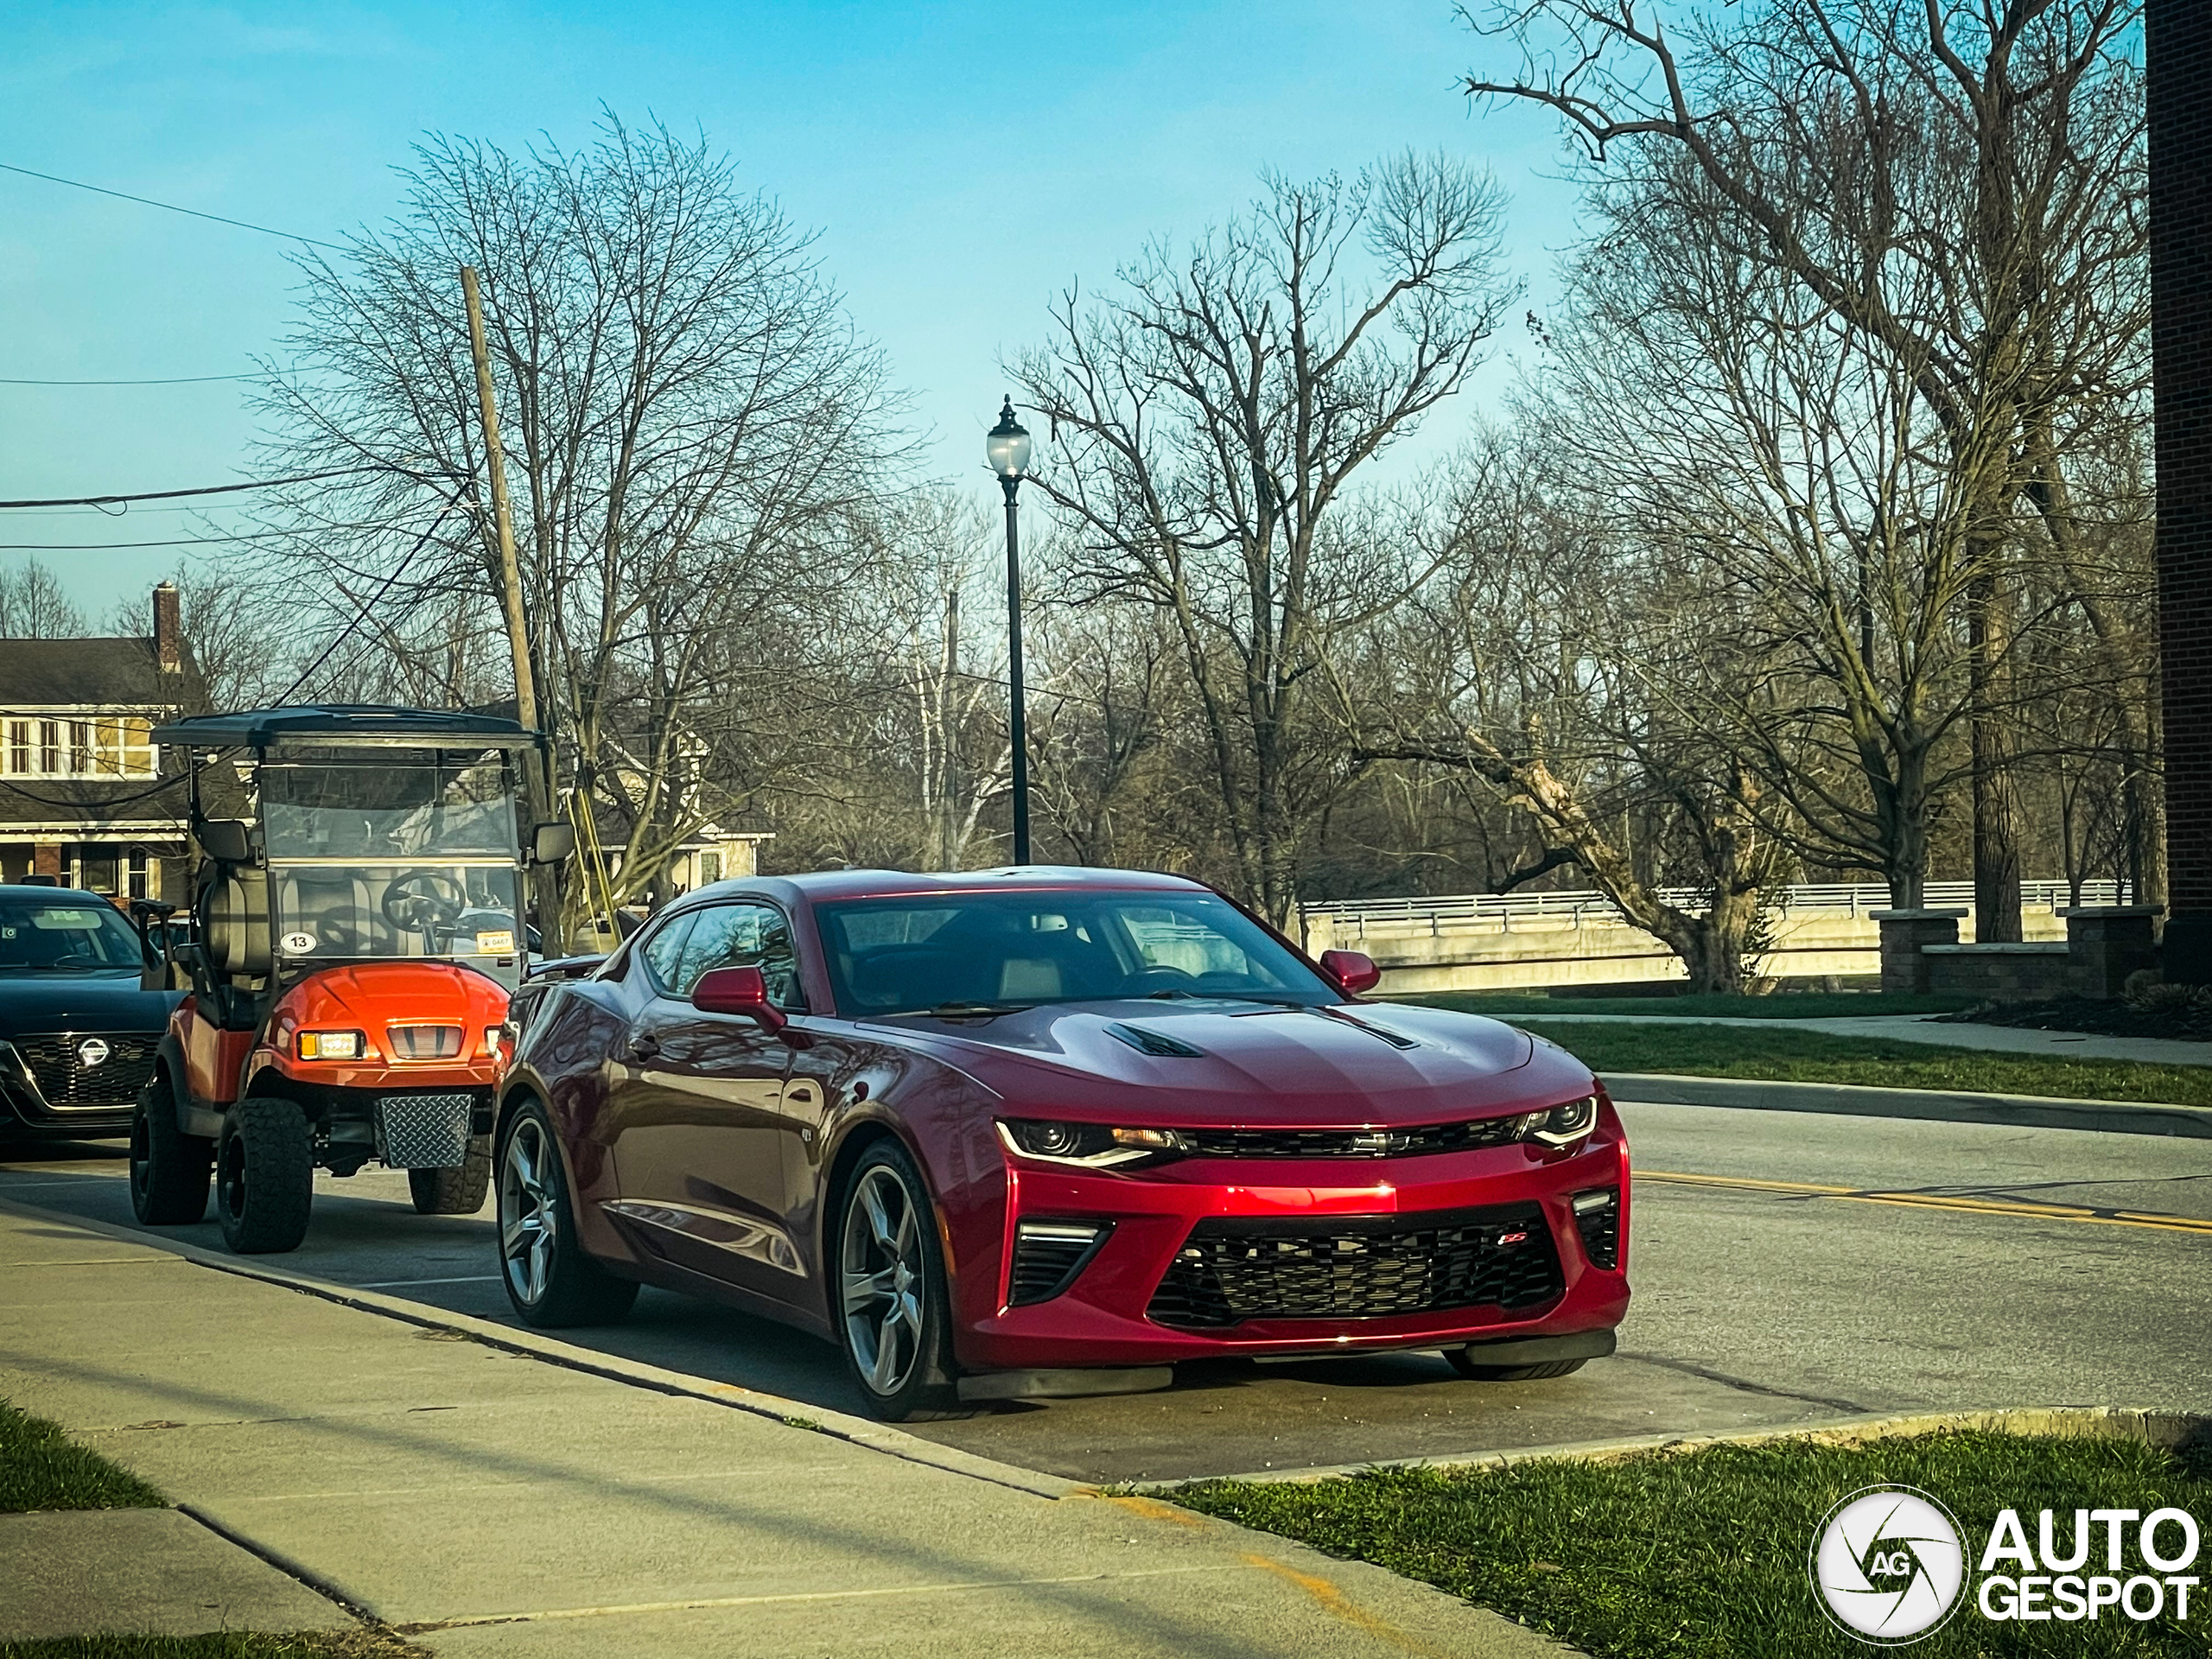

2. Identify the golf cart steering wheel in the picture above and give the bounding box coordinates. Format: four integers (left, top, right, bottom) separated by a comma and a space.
381, 870, 467, 942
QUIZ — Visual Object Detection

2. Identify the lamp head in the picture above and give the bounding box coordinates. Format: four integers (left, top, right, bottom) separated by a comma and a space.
987, 396, 1033, 481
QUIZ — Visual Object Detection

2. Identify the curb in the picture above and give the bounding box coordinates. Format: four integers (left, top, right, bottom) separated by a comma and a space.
1599, 1072, 2212, 1138
0, 1193, 1084, 1501
1143, 1405, 2212, 1491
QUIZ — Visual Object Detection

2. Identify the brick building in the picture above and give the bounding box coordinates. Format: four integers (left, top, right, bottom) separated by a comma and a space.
0, 582, 210, 899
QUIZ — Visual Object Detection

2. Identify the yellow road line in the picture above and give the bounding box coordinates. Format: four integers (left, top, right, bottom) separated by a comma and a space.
1636, 1169, 2212, 1236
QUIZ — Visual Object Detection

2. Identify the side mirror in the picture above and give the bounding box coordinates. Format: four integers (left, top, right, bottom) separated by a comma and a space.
691, 964, 787, 1033
197, 819, 254, 864
1319, 949, 1382, 996
530, 822, 577, 866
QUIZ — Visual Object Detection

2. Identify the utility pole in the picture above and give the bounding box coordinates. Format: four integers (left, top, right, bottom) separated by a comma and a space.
461, 265, 561, 947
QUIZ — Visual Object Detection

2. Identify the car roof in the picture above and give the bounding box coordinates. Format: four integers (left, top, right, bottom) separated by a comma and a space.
152, 705, 538, 750
0, 886, 113, 904
699, 865, 1212, 908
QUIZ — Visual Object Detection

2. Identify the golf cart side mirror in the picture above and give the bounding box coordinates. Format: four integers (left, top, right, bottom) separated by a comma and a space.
691, 965, 786, 1033
1319, 949, 1382, 996
198, 819, 254, 864
529, 822, 576, 866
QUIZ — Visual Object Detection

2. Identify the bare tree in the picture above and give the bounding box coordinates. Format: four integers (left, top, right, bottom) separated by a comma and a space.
1011, 153, 1514, 922
1464, 0, 2147, 936
251, 114, 899, 931
0, 559, 87, 638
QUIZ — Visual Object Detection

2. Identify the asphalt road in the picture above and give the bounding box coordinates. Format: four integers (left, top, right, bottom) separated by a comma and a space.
4, 1103, 2207, 1484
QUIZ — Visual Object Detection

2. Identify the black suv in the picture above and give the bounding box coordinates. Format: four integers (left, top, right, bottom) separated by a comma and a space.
0, 887, 181, 1146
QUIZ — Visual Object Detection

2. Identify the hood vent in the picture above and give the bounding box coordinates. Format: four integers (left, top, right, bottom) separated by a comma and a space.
1105, 1022, 1206, 1058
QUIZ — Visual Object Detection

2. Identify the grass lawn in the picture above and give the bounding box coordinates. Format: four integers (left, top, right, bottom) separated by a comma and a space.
0, 1400, 163, 1514
1522, 1022, 2212, 1107
1173, 1430, 2212, 1657
1401, 990, 1979, 1020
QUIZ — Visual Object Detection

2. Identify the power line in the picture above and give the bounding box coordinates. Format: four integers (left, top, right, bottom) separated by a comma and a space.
0, 161, 351, 253
0, 514, 453, 550
0, 464, 448, 511
0, 373, 261, 385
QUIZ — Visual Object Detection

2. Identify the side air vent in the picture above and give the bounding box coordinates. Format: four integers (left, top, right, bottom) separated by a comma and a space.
1105, 1023, 1206, 1058
1009, 1219, 1113, 1305
1573, 1187, 1621, 1271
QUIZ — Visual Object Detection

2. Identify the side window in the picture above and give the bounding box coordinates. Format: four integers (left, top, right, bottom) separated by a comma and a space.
671, 902, 807, 1010
637, 912, 697, 994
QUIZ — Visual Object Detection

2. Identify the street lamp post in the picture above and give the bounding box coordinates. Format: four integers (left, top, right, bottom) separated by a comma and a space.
987, 396, 1034, 865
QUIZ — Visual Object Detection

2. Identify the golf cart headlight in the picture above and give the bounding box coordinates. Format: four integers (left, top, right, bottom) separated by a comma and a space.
296, 1029, 365, 1061
998, 1119, 1185, 1168
1522, 1094, 1598, 1148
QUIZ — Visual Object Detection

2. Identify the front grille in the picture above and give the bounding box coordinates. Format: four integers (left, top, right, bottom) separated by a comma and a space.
13, 1032, 159, 1106
387, 1024, 465, 1060
1009, 1221, 1111, 1306
1147, 1202, 1563, 1327
1176, 1116, 1528, 1160
377, 1093, 474, 1168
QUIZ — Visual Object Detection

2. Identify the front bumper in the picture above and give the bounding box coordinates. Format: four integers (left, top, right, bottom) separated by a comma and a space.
955, 1132, 1631, 1371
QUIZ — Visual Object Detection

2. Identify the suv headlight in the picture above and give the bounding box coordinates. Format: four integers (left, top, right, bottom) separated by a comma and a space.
1516, 1094, 1598, 1148
998, 1119, 1186, 1168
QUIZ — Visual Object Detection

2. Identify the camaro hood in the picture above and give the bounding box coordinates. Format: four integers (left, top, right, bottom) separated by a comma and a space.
861, 998, 1591, 1126
0, 973, 180, 1039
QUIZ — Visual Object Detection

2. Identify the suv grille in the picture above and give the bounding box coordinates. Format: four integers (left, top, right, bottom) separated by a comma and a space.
1147, 1202, 1563, 1327
1176, 1116, 1526, 1160
13, 1033, 159, 1106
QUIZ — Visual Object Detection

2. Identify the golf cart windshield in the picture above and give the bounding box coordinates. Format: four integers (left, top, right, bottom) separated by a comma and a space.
258, 759, 524, 986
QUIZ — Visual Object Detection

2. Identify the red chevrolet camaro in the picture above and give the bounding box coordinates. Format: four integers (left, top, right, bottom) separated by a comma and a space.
493, 868, 1629, 1419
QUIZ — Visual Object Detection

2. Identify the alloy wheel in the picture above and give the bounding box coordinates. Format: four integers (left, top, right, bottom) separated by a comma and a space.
499, 1116, 557, 1306
841, 1164, 927, 1397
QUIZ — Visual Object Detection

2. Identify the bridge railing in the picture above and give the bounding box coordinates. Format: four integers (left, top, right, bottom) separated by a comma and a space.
1301, 880, 2126, 940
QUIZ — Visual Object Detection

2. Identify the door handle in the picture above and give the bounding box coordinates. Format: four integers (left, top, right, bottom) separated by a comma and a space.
626, 1033, 661, 1062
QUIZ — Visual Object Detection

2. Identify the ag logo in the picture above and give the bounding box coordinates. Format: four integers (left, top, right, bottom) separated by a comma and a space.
1811, 1485, 1967, 1643
76, 1037, 111, 1067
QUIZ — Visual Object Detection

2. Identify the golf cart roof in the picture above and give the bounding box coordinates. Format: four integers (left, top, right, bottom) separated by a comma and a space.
152, 705, 539, 752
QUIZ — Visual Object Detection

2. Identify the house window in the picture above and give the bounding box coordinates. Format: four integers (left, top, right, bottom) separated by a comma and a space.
69, 721, 91, 774
38, 721, 60, 774
6, 721, 27, 774
128, 851, 151, 901
701, 852, 722, 885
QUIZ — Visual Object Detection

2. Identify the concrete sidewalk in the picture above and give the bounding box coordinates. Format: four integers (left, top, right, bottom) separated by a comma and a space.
1510, 1012, 2212, 1067
0, 1202, 1563, 1657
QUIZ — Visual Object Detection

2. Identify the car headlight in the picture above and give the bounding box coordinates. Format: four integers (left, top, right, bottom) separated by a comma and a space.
997, 1119, 1186, 1168
1516, 1094, 1599, 1148
296, 1029, 365, 1061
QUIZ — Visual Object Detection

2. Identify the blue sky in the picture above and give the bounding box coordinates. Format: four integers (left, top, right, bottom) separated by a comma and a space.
0, 1, 1584, 617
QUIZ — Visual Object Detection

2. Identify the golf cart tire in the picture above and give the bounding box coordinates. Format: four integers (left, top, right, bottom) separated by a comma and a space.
409, 1135, 493, 1215
217, 1098, 315, 1254
130, 1072, 211, 1225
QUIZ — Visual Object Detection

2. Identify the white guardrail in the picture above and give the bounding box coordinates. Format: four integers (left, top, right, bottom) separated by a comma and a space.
1300, 880, 2126, 938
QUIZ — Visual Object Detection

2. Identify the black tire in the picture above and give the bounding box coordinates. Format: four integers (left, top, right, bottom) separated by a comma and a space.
495, 1100, 638, 1327
130, 1072, 212, 1225
215, 1098, 314, 1254
832, 1139, 963, 1421
1446, 1351, 1588, 1382
408, 1135, 492, 1215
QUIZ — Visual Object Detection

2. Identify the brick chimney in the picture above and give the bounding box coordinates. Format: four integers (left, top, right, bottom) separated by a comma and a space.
152, 581, 182, 673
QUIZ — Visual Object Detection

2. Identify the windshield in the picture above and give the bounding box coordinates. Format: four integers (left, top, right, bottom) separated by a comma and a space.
814, 889, 1333, 1016
261, 760, 517, 859
0, 895, 149, 976
273, 864, 524, 988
